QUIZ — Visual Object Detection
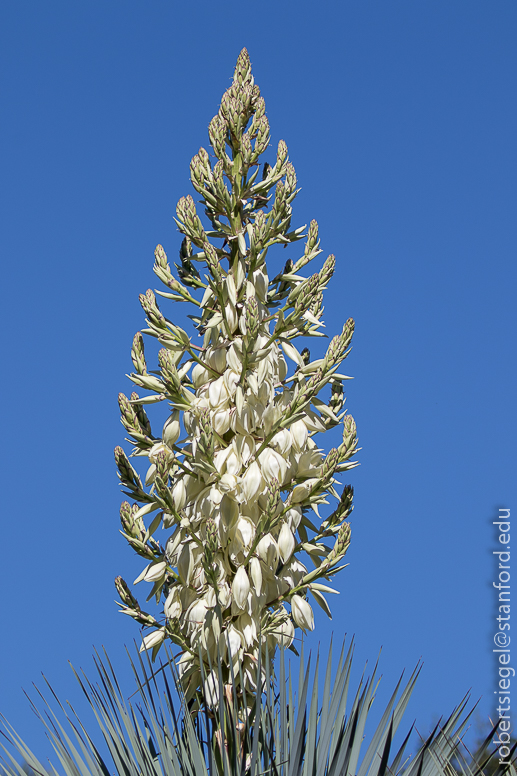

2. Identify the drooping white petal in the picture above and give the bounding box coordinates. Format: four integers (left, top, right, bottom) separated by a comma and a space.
192, 363, 210, 388
225, 450, 241, 476
186, 599, 208, 630
206, 347, 226, 373
226, 343, 242, 373
271, 428, 292, 456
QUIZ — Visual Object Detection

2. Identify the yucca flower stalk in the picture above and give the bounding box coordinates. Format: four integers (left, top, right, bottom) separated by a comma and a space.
115, 48, 358, 716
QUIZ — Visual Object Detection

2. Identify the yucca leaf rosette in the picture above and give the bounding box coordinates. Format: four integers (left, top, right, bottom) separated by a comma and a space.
115, 48, 358, 714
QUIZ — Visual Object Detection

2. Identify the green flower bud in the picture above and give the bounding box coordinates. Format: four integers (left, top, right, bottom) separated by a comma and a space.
208, 115, 229, 162
233, 47, 251, 87
118, 392, 139, 434
131, 332, 147, 375
115, 446, 142, 490
130, 393, 152, 435
285, 162, 297, 199
115, 575, 140, 609
276, 139, 288, 169
306, 219, 319, 254
203, 241, 222, 283
253, 115, 270, 158
295, 274, 319, 316
175, 195, 206, 247
139, 289, 165, 329
320, 447, 339, 481
319, 254, 335, 287
328, 522, 351, 564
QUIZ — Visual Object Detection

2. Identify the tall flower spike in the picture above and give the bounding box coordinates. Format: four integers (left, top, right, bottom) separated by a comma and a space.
116, 48, 357, 719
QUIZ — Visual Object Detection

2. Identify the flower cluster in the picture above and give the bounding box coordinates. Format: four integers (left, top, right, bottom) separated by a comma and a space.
115, 48, 358, 714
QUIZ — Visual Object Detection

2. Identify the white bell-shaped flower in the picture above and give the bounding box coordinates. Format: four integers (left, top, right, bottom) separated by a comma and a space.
256, 533, 279, 571
209, 376, 229, 408
271, 428, 292, 456
277, 522, 295, 563
213, 407, 231, 435
235, 516, 255, 548
163, 411, 181, 447
206, 346, 226, 373
143, 560, 167, 583
259, 448, 288, 484
237, 612, 258, 647
285, 506, 303, 530
185, 598, 208, 630
227, 625, 242, 659
140, 627, 166, 652
164, 588, 182, 620
276, 616, 295, 648
172, 478, 187, 510
192, 363, 210, 388
242, 461, 262, 501
232, 566, 250, 609
249, 556, 263, 594
290, 419, 308, 451
291, 594, 315, 632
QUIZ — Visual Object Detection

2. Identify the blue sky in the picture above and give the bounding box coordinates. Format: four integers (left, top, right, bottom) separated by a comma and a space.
1, 0, 516, 764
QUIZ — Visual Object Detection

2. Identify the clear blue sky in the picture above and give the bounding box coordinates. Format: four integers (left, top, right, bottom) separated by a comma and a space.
1, 0, 516, 763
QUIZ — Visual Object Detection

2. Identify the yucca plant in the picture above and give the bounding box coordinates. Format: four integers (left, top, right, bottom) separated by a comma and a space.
114, 46, 357, 719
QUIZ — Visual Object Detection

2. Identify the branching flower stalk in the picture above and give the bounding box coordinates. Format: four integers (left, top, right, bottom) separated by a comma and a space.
115, 48, 358, 717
